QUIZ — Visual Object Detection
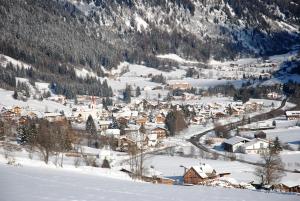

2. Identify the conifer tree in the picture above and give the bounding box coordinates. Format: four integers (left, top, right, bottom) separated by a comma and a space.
272, 137, 282, 153
86, 115, 97, 136
136, 86, 141, 97
123, 85, 132, 103
102, 158, 111, 168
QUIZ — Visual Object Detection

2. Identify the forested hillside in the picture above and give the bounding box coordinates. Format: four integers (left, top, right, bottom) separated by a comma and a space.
0, 0, 299, 97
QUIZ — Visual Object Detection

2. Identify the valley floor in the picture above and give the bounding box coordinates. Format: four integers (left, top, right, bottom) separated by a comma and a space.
0, 164, 298, 201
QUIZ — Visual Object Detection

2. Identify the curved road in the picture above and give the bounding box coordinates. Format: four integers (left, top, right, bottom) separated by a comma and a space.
188, 98, 299, 173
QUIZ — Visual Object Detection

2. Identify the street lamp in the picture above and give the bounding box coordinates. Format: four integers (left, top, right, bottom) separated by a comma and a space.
180, 165, 188, 175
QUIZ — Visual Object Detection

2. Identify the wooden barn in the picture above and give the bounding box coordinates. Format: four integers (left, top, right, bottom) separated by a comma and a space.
271, 183, 300, 193
183, 164, 217, 185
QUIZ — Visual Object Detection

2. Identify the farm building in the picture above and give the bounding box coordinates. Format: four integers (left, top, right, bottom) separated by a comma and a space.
240, 138, 270, 154
223, 136, 251, 153
183, 163, 217, 185
286, 111, 300, 120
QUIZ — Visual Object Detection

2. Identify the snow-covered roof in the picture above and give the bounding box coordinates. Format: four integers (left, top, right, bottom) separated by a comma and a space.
125, 124, 140, 131
223, 136, 250, 145
44, 112, 63, 117
190, 163, 215, 179
98, 120, 111, 125
241, 138, 269, 148
286, 111, 300, 116
105, 129, 120, 135
147, 133, 157, 141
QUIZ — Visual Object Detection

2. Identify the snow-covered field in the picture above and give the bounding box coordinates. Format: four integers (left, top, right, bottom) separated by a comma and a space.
265, 127, 300, 145
145, 148, 300, 186
0, 54, 32, 69
1, 163, 298, 201
157, 54, 199, 64
0, 89, 71, 116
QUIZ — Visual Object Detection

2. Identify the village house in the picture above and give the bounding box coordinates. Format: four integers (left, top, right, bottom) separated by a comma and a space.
117, 137, 136, 152
98, 120, 111, 132
223, 136, 251, 153
168, 81, 192, 90
212, 111, 227, 119
238, 121, 275, 131
18, 116, 30, 125
146, 133, 158, 147
199, 110, 211, 119
27, 111, 38, 119
44, 112, 65, 122
11, 106, 22, 116
240, 138, 270, 154
0, 110, 16, 120
117, 109, 139, 121
285, 111, 300, 120
121, 125, 148, 149
271, 183, 300, 193
250, 121, 275, 130
244, 101, 263, 112
259, 72, 271, 79
207, 137, 225, 144
183, 163, 218, 185
231, 106, 245, 117
208, 103, 221, 110
182, 92, 196, 100
155, 113, 165, 124
47, 95, 66, 104
104, 129, 120, 139
150, 127, 167, 140
152, 177, 175, 185
135, 116, 147, 126
190, 115, 206, 125
73, 107, 100, 122
267, 92, 281, 100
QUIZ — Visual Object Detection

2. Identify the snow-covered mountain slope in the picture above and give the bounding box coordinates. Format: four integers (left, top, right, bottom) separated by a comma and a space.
66, 0, 300, 58
0, 0, 299, 96
0, 0, 299, 73
1, 164, 298, 201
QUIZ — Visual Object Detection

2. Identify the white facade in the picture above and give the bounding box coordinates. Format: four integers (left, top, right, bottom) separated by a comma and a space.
105, 129, 121, 138
241, 139, 269, 154
232, 141, 247, 153
147, 133, 158, 147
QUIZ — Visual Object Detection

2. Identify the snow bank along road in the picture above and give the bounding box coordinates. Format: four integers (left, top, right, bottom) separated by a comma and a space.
0, 164, 298, 201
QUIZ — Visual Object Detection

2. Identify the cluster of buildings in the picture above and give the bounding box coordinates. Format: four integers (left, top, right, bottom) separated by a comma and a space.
223, 136, 270, 154
0, 92, 278, 154
208, 59, 278, 80
188, 100, 264, 125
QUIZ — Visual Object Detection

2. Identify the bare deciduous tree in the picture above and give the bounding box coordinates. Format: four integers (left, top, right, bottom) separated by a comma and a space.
34, 119, 75, 165
254, 147, 285, 185
127, 127, 147, 179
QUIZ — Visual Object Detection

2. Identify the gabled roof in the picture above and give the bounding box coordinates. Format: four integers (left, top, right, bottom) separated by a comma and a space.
105, 129, 120, 135
44, 112, 63, 117
223, 136, 250, 145
286, 111, 300, 116
242, 138, 269, 148
152, 126, 167, 131
185, 163, 216, 179
147, 133, 157, 141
